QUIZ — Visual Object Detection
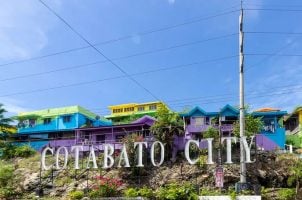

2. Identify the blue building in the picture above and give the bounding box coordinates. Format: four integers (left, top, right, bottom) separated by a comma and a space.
14, 105, 111, 150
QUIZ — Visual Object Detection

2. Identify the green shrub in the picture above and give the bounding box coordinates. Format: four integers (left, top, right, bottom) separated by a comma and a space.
124, 188, 139, 197
124, 187, 154, 198
139, 187, 154, 198
277, 188, 295, 200
68, 190, 84, 200
156, 183, 198, 200
14, 145, 35, 158
0, 164, 18, 198
0, 142, 35, 159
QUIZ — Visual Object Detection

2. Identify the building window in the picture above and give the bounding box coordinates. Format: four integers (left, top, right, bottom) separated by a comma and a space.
124, 107, 134, 112
138, 106, 145, 112
63, 115, 71, 123
193, 117, 204, 126
113, 108, 123, 113
149, 104, 157, 110
43, 118, 51, 125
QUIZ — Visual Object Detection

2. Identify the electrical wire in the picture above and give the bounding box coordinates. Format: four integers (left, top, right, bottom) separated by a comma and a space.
38, 0, 160, 100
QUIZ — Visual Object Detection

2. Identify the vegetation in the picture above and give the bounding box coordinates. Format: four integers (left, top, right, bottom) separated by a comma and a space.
0, 104, 14, 140
68, 190, 84, 200
124, 187, 154, 198
277, 188, 295, 200
0, 161, 18, 199
0, 142, 35, 159
89, 176, 123, 197
233, 115, 264, 137
151, 106, 184, 159
287, 159, 302, 197
156, 182, 198, 200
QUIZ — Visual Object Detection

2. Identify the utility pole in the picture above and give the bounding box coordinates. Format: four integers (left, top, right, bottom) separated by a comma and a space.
239, 1, 246, 183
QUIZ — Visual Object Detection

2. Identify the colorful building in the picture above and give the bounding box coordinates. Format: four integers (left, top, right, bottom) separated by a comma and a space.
252, 108, 287, 150
105, 101, 168, 124
284, 106, 302, 148
180, 105, 287, 151
48, 115, 156, 151
13, 105, 111, 150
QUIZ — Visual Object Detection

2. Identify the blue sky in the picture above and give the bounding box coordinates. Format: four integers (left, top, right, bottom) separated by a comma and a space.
1, 0, 302, 116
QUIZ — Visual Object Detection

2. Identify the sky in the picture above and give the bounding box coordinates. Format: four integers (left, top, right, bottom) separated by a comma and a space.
1, 0, 302, 117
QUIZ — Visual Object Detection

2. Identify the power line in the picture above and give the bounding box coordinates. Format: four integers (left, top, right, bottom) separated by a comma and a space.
245, 35, 302, 71
90, 83, 302, 114
0, 33, 237, 82
245, 8, 302, 12
0, 55, 237, 98
38, 0, 159, 100
246, 53, 302, 57
245, 31, 302, 35
0, 8, 240, 68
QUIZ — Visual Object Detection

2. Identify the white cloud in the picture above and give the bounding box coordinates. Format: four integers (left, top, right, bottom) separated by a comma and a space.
168, 0, 175, 5
0, 0, 61, 61
0, 97, 29, 116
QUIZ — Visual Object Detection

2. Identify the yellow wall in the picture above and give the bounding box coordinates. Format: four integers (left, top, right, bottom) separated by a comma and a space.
107, 101, 166, 117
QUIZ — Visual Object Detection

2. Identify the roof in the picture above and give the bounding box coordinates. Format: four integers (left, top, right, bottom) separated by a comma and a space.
180, 106, 219, 117
220, 104, 239, 116
18, 105, 99, 120
131, 115, 156, 126
254, 108, 280, 112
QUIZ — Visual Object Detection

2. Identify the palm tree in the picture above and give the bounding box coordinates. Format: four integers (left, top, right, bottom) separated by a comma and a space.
0, 104, 13, 140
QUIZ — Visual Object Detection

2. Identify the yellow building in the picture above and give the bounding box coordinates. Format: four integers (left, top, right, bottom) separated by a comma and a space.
105, 101, 168, 124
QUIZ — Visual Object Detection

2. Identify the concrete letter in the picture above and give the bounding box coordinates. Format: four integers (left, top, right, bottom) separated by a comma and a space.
118, 144, 130, 168
185, 139, 199, 165
103, 144, 115, 169
134, 142, 147, 167
55, 146, 68, 169
42, 147, 53, 170
71, 145, 83, 169
87, 146, 98, 169
241, 136, 255, 163
150, 141, 164, 166
221, 137, 237, 164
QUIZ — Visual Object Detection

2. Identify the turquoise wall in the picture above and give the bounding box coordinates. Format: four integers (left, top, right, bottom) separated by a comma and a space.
18, 113, 111, 134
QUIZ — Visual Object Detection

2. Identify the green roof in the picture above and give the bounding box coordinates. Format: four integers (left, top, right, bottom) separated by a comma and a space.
18, 105, 98, 119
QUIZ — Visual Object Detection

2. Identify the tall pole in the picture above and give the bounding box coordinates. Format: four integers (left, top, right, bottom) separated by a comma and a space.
239, 1, 246, 183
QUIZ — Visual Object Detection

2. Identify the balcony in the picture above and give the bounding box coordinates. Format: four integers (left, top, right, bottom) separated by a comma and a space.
186, 124, 233, 133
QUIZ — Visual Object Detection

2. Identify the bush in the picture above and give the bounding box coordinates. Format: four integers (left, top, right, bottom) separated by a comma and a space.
0, 163, 18, 199
124, 187, 154, 198
277, 188, 295, 200
156, 183, 198, 200
90, 176, 123, 197
14, 145, 35, 158
68, 190, 84, 200
0, 142, 35, 159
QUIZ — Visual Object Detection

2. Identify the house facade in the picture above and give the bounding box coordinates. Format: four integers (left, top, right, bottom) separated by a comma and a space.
252, 108, 287, 150
179, 105, 287, 151
13, 106, 111, 150
105, 101, 168, 124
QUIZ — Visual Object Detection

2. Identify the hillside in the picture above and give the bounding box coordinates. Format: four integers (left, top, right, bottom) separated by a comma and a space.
0, 149, 301, 200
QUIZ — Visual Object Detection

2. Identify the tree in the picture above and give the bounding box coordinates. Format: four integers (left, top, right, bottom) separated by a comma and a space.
151, 106, 184, 159
233, 115, 263, 137
287, 159, 302, 198
0, 104, 13, 140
